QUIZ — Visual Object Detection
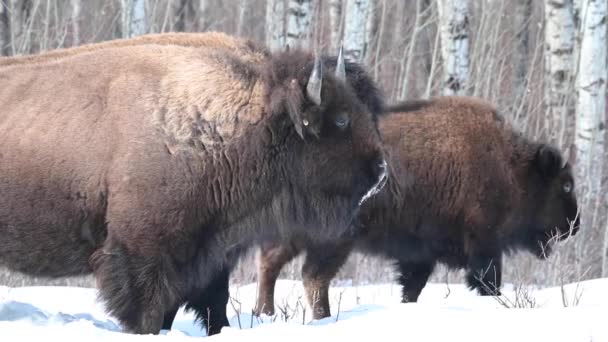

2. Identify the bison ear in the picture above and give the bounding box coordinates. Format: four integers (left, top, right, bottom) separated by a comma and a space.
535, 144, 563, 178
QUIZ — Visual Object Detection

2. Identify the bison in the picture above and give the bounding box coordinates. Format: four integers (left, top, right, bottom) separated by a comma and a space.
253, 96, 580, 320
0, 32, 388, 335
155, 46, 386, 335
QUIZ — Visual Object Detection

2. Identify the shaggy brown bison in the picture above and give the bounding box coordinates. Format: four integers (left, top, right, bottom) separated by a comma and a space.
0, 32, 388, 335
157, 49, 386, 336
253, 96, 580, 320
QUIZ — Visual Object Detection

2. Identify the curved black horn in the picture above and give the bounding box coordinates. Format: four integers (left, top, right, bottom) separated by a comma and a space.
335, 45, 346, 81
306, 53, 323, 105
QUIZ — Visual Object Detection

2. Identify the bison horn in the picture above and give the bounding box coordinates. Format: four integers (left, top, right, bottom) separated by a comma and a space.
335, 45, 346, 81
306, 53, 323, 106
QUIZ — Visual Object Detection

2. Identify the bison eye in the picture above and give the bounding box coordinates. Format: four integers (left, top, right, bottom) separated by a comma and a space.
334, 114, 349, 129
563, 181, 573, 194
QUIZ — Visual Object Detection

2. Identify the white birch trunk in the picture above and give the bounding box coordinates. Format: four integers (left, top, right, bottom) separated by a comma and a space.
363, 0, 376, 64
71, 0, 81, 46
343, 0, 369, 62
8, 0, 24, 55
514, 0, 532, 101
575, 0, 607, 274
0, 2, 9, 55
544, 0, 576, 143
199, 0, 210, 30
266, 0, 286, 50
437, 0, 470, 95
121, 0, 147, 38
286, 0, 313, 49
328, 0, 342, 51
236, 1, 249, 37
131, 0, 147, 37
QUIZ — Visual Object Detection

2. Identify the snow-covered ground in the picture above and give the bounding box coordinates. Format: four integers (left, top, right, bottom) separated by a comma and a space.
1, 278, 607, 341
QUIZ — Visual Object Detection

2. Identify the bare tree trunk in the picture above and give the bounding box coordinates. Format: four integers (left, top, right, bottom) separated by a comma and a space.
575, 0, 607, 275
121, 0, 147, 38
372, 0, 387, 79
286, 0, 313, 49
0, 2, 9, 56
399, 0, 424, 99
198, 0, 210, 31
514, 0, 532, 103
328, 0, 342, 51
173, 0, 188, 32
9, 0, 32, 55
266, 0, 286, 50
343, 0, 370, 61
363, 0, 377, 64
436, 0, 470, 95
544, 0, 576, 144
236, 1, 248, 37
71, 0, 81, 46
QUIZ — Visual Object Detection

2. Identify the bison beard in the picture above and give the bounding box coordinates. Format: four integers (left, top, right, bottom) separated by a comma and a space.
251, 96, 580, 320
0, 33, 387, 335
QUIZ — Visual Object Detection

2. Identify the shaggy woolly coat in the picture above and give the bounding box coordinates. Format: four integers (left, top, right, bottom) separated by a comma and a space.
0, 33, 386, 334
254, 96, 579, 320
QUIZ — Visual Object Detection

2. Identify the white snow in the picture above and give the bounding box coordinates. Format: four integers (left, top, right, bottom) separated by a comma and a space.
1, 279, 607, 341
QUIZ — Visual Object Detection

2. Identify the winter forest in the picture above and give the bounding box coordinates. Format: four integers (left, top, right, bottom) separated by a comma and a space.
0, 0, 606, 292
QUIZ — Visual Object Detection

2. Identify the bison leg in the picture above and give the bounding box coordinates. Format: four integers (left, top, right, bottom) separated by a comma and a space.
396, 261, 435, 303
184, 267, 231, 336
254, 241, 301, 316
161, 305, 180, 331
91, 238, 181, 335
466, 253, 502, 296
301, 242, 353, 320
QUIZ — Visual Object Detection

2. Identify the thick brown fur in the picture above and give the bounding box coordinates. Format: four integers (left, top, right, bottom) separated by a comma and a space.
0, 32, 384, 122
0, 31, 268, 67
0, 33, 387, 334
254, 96, 580, 319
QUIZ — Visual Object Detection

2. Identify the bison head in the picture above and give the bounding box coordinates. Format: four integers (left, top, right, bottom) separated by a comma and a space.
265, 48, 388, 240
515, 145, 579, 258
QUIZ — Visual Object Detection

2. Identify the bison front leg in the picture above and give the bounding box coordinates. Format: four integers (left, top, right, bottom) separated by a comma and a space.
161, 305, 180, 331
396, 260, 435, 303
254, 241, 301, 317
183, 267, 231, 336
466, 252, 502, 296
301, 242, 353, 320
91, 236, 182, 335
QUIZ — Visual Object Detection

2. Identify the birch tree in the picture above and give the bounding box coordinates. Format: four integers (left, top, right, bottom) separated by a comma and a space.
8, 0, 32, 55
437, 0, 470, 95
514, 0, 532, 102
266, 0, 285, 50
121, 0, 147, 38
0, 2, 9, 55
363, 0, 377, 63
544, 0, 575, 144
71, 0, 81, 46
328, 0, 342, 51
343, 0, 370, 62
236, 1, 248, 37
286, 0, 313, 49
198, 0, 210, 31
575, 0, 607, 275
